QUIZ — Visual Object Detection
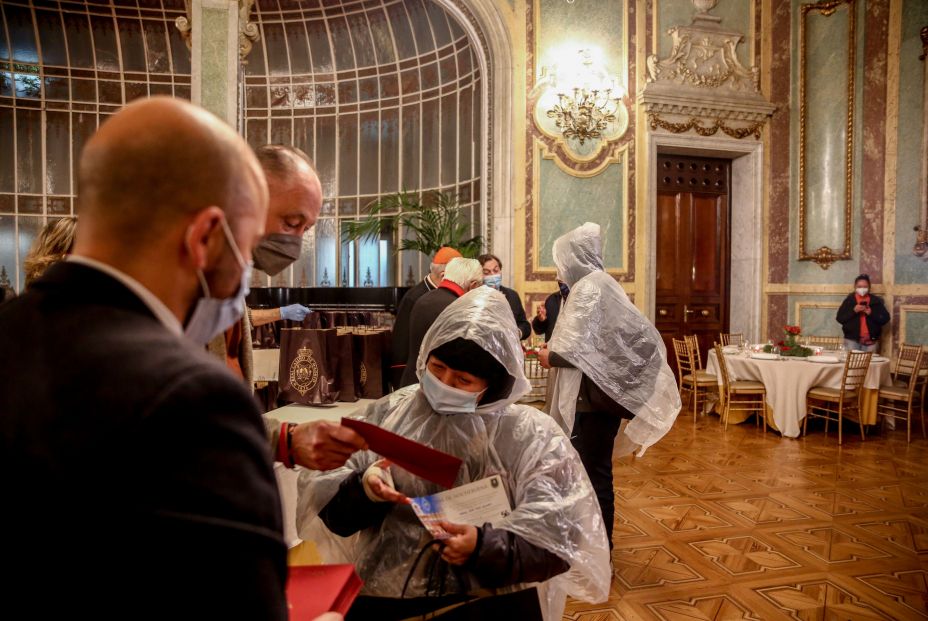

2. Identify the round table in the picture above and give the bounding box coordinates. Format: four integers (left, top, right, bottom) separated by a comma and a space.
705, 350, 891, 438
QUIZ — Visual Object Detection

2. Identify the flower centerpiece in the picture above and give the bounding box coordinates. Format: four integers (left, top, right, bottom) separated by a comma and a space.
764, 325, 813, 357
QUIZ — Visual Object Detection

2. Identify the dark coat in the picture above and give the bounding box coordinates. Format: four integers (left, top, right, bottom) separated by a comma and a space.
0, 262, 287, 619
531, 292, 564, 342
500, 285, 531, 341
836, 292, 890, 342
390, 277, 435, 388
400, 286, 461, 387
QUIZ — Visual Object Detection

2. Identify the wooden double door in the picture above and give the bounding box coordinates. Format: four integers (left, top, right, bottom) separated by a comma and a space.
655, 154, 731, 366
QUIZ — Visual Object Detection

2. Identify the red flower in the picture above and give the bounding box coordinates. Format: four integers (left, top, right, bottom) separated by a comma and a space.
784, 325, 801, 335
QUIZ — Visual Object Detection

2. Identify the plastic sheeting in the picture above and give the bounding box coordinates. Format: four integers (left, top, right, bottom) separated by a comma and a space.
548, 222, 681, 455
296, 286, 610, 620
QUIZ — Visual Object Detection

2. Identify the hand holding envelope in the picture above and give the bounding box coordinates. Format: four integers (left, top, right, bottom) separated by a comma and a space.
341, 417, 463, 488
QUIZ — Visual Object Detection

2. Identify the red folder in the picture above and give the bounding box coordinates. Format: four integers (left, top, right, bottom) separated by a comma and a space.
341, 417, 463, 488
286, 564, 362, 619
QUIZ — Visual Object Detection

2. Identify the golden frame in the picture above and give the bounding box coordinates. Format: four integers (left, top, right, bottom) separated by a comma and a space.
793, 301, 842, 335
530, 139, 629, 277
798, 0, 856, 270
899, 305, 928, 345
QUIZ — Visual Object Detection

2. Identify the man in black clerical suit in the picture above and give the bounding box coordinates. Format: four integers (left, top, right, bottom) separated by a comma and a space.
0, 98, 309, 619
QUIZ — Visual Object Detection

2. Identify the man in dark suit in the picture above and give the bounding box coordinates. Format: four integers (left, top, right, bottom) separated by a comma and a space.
0, 98, 298, 619
531, 280, 570, 342
399, 257, 484, 387
390, 246, 461, 389
478, 253, 531, 340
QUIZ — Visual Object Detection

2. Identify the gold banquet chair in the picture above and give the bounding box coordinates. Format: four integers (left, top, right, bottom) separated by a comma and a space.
878, 346, 927, 443
672, 338, 717, 426
804, 335, 843, 349
719, 332, 744, 348
892, 343, 928, 396
685, 334, 705, 370
713, 343, 767, 432
803, 351, 872, 445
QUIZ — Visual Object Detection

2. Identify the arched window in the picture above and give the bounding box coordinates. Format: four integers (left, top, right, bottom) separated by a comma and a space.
245, 0, 483, 288
0, 0, 190, 291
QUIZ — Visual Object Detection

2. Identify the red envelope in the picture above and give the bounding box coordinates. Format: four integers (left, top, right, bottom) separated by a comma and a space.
286, 564, 362, 619
342, 417, 463, 488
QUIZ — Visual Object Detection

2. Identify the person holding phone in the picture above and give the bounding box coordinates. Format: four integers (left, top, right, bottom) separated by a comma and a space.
836, 274, 890, 352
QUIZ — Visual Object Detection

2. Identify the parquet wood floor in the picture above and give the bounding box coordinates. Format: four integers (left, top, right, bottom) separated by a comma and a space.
563, 414, 928, 620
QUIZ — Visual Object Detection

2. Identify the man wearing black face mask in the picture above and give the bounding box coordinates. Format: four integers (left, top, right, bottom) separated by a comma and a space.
206, 144, 367, 473
206, 145, 318, 383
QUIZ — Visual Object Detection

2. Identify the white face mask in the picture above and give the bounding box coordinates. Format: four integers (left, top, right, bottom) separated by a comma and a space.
184, 217, 252, 345
856, 287, 869, 296
420, 368, 485, 415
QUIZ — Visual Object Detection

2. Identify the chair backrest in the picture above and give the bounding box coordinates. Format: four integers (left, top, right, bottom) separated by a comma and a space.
898, 348, 925, 400
685, 334, 703, 369
713, 343, 732, 393
719, 333, 744, 347
840, 351, 872, 399
672, 338, 695, 381
893, 343, 924, 383
805, 335, 842, 349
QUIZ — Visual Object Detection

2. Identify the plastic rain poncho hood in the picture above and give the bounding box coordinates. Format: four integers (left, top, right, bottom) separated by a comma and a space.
548, 222, 681, 455
296, 286, 610, 620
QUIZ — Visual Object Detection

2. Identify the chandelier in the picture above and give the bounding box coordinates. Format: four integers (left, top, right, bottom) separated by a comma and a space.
542, 50, 622, 146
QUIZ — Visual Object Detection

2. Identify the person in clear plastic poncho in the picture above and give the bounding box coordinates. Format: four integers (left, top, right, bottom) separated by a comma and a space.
297, 286, 610, 621
539, 222, 681, 546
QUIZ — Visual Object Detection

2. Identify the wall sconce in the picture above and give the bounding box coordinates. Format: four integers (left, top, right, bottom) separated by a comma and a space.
533, 48, 628, 158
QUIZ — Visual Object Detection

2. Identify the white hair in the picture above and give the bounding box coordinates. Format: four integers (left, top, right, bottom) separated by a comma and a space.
442, 257, 483, 288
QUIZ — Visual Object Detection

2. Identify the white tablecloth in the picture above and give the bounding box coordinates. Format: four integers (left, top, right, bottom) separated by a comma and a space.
706, 351, 890, 438
264, 400, 376, 546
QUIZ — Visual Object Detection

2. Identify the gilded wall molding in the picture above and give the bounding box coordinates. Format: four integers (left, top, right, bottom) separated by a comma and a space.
648, 113, 764, 139
793, 301, 842, 334
638, 5, 774, 140
529, 0, 631, 173
899, 304, 928, 344
797, 0, 856, 270
530, 139, 630, 276
916, 25, 928, 258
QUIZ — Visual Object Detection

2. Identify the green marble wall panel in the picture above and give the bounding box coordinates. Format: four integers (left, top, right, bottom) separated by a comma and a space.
535, 0, 627, 275
537, 157, 625, 271
894, 0, 928, 284
903, 309, 928, 343
788, 0, 864, 284
788, 294, 846, 337
199, 6, 231, 122
656, 0, 753, 66
538, 0, 624, 82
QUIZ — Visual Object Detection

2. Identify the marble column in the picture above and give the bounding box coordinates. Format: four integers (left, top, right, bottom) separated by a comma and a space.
187, 0, 240, 126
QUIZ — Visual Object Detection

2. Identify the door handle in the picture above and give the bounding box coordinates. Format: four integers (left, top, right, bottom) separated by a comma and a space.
684, 305, 694, 323
658, 308, 668, 317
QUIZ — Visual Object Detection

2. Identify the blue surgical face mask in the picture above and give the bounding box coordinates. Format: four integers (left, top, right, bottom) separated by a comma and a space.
420, 368, 485, 415
184, 216, 252, 345
483, 274, 502, 290
558, 282, 570, 298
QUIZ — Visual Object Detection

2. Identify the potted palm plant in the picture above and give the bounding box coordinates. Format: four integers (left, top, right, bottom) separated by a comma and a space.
341, 190, 483, 259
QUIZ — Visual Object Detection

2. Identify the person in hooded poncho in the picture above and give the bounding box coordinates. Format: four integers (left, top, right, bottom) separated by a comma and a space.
296, 286, 610, 621
538, 222, 681, 548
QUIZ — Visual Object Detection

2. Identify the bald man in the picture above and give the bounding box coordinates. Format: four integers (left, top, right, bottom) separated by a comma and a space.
0, 98, 290, 618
